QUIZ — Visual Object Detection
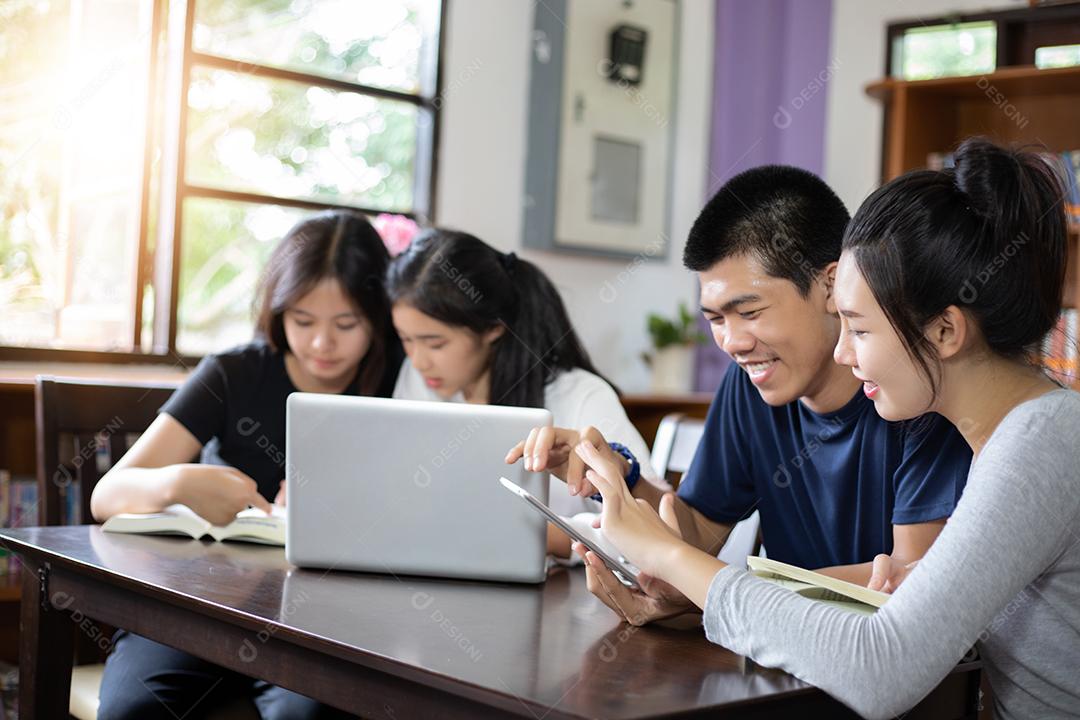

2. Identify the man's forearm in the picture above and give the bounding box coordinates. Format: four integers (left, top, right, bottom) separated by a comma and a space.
815, 520, 947, 588
630, 475, 665, 507
547, 523, 572, 558
630, 480, 732, 556
814, 561, 873, 586
682, 503, 733, 556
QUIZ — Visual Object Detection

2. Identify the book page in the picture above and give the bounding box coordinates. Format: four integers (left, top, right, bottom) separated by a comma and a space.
212, 506, 286, 546
754, 573, 881, 615
101, 505, 210, 539
101, 505, 285, 545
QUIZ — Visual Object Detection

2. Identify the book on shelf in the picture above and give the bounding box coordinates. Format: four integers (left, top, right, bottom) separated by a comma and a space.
0, 470, 40, 577
60, 476, 82, 526
102, 504, 286, 546
1056, 150, 1080, 223
0, 470, 7, 577
1041, 308, 1079, 386
747, 555, 889, 616
926, 151, 955, 171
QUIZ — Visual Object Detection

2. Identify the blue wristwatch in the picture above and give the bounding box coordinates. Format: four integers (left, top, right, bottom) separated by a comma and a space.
590, 442, 640, 502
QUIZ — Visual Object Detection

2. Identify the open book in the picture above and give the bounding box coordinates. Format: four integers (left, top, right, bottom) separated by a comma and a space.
747, 556, 889, 616
101, 504, 286, 546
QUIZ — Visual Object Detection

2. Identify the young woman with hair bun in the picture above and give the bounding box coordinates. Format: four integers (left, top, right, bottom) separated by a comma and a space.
576, 138, 1080, 719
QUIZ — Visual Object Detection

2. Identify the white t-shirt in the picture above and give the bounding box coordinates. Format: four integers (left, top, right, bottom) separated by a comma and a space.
392, 359, 664, 517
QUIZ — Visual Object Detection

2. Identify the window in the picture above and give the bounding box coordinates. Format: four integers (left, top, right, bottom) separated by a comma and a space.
1036, 44, 1080, 70
1, 0, 152, 353
887, 6, 1080, 81
891, 21, 997, 80
0, 0, 442, 359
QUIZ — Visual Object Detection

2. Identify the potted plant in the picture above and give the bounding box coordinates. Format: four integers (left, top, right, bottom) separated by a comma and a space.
642, 302, 706, 393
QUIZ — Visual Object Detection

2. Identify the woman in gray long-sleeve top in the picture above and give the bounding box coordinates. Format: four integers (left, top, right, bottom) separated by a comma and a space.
574, 138, 1080, 719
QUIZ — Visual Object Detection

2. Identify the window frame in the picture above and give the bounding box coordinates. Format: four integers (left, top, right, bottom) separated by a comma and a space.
884, 4, 1080, 78
0, 0, 446, 365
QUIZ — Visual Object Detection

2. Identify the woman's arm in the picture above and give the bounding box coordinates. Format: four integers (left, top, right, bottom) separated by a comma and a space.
700, 453, 1071, 718
91, 414, 202, 520
91, 413, 270, 525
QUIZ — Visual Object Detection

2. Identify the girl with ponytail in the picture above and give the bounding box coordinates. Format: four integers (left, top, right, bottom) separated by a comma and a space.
386, 229, 665, 552
571, 138, 1080, 718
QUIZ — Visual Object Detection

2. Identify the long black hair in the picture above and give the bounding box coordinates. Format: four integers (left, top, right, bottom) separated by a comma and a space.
843, 137, 1068, 400
386, 229, 609, 407
255, 210, 402, 396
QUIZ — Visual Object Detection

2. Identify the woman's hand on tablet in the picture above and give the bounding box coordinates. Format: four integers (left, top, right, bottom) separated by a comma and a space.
574, 442, 729, 614
504, 425, 630, 498
574, 441, 682, 578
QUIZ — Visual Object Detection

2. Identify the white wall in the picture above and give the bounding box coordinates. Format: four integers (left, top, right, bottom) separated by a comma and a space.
435, 0, 714, 391
437, 0, 1037, 388
823, 0, 1027, 213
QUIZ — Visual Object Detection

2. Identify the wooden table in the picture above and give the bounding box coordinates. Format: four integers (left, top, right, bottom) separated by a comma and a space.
2, 526, 980, 719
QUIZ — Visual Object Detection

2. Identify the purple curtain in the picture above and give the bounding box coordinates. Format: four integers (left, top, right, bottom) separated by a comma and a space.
694, 0, 835, 392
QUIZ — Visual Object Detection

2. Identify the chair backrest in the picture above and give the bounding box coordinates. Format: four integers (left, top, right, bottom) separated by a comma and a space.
649, 412, 762, 566
35, 376, 179, 526
649, 413, 706, 487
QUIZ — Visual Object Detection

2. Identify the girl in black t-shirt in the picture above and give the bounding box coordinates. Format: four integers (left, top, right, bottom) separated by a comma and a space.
92, 210, 398, 719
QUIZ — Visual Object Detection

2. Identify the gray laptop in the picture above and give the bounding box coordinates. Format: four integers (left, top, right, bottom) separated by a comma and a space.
285, 393, 552, 583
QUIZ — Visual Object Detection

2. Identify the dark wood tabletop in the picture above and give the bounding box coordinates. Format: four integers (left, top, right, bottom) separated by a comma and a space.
2, 526, 980, 719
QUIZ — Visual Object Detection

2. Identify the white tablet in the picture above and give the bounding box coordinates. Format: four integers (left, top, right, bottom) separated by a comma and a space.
499, 476, 640, 588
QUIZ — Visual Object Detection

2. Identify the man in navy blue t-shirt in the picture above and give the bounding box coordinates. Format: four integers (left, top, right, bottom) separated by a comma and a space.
508, 165, 971, 624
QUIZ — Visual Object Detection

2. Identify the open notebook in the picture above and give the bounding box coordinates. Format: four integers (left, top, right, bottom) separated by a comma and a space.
101, 504, 286, 546
747, 556, 889, 616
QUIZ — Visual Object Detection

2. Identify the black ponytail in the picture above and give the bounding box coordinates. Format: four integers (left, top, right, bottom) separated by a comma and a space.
386, 229, 610, 407
843, 137, 1069, 400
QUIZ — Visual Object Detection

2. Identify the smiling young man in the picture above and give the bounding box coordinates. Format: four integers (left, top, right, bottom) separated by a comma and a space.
507, 165, 972, 625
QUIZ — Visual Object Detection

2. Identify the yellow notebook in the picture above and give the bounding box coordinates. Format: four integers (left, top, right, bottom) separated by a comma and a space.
747, 556, 889, 616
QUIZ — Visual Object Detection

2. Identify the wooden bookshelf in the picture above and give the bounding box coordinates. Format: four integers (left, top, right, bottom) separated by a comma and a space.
0, 572, 18, 603
866, 66, 1080, 307
867, 64, 1080, 389
0, 571, 19, 664
0, 362, 191, 479
867, 66, 1080, 181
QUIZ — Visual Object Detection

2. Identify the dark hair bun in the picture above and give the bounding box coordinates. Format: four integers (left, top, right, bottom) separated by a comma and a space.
953, 138, 1019, 221
843, 137, 1069, 397
954, 139, 1069, 352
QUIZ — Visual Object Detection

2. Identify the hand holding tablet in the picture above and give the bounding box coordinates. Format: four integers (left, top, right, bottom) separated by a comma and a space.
499, 476, 640, 588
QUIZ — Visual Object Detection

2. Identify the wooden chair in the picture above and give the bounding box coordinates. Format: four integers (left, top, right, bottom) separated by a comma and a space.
35, 376, 179, 527
34, 376, 258, 720
650, 413, 762, 566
